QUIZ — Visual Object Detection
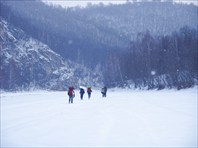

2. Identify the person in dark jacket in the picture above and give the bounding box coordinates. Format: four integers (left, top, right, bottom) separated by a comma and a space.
87, 87, 92, 99
68, 86, 75, 104
79, 88, 85, 100
101, 86, 107, 97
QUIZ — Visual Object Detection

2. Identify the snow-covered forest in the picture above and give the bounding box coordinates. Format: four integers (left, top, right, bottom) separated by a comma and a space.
1, 0, 197, 90
107, 28, 198, 89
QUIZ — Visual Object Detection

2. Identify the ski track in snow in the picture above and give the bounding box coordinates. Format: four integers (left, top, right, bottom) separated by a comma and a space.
1, 88, 197, 147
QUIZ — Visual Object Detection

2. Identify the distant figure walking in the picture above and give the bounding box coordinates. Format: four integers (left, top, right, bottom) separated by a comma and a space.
68, 86, 75, 104
87, 87, 92, 99
101, 86, 107, 97
79, 88, 85, 100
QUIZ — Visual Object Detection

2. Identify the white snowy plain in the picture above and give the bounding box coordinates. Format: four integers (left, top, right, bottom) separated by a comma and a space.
1, 87, 197, 147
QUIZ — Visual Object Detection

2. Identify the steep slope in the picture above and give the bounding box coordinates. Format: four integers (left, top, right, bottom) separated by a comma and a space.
0, 18, 103, 90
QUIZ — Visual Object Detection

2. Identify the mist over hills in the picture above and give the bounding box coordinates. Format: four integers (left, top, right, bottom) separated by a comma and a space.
0, 0, 197, 90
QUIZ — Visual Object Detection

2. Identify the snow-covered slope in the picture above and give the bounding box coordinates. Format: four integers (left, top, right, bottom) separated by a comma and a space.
0, 18, 103, 90
1, 88, 197, 147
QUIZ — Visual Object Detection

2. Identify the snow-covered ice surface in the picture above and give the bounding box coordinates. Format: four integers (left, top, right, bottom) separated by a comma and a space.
1, 88, 197, 147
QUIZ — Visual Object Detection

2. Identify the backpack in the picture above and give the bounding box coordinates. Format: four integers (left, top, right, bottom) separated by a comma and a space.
87, 87, 92, 93
80, 89, 85, 94
68, 89, 73, 96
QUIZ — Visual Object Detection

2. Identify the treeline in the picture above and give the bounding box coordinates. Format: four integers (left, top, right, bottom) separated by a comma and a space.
105, 26, 198, 89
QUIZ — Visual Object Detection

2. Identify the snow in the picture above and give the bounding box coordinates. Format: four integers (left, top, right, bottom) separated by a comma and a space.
1, 88, 197, 147
151, 70, 156, 75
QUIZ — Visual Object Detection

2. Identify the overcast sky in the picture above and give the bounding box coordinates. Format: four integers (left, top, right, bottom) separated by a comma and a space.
42, 0, 197, 8
43, 0, 126, 8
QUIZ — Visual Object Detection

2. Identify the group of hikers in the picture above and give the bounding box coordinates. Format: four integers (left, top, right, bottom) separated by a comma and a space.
67, 86, 107, 104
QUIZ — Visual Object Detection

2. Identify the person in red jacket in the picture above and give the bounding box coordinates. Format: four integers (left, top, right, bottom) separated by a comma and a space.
68, 86, 75, 104
87, 87, 92, 99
